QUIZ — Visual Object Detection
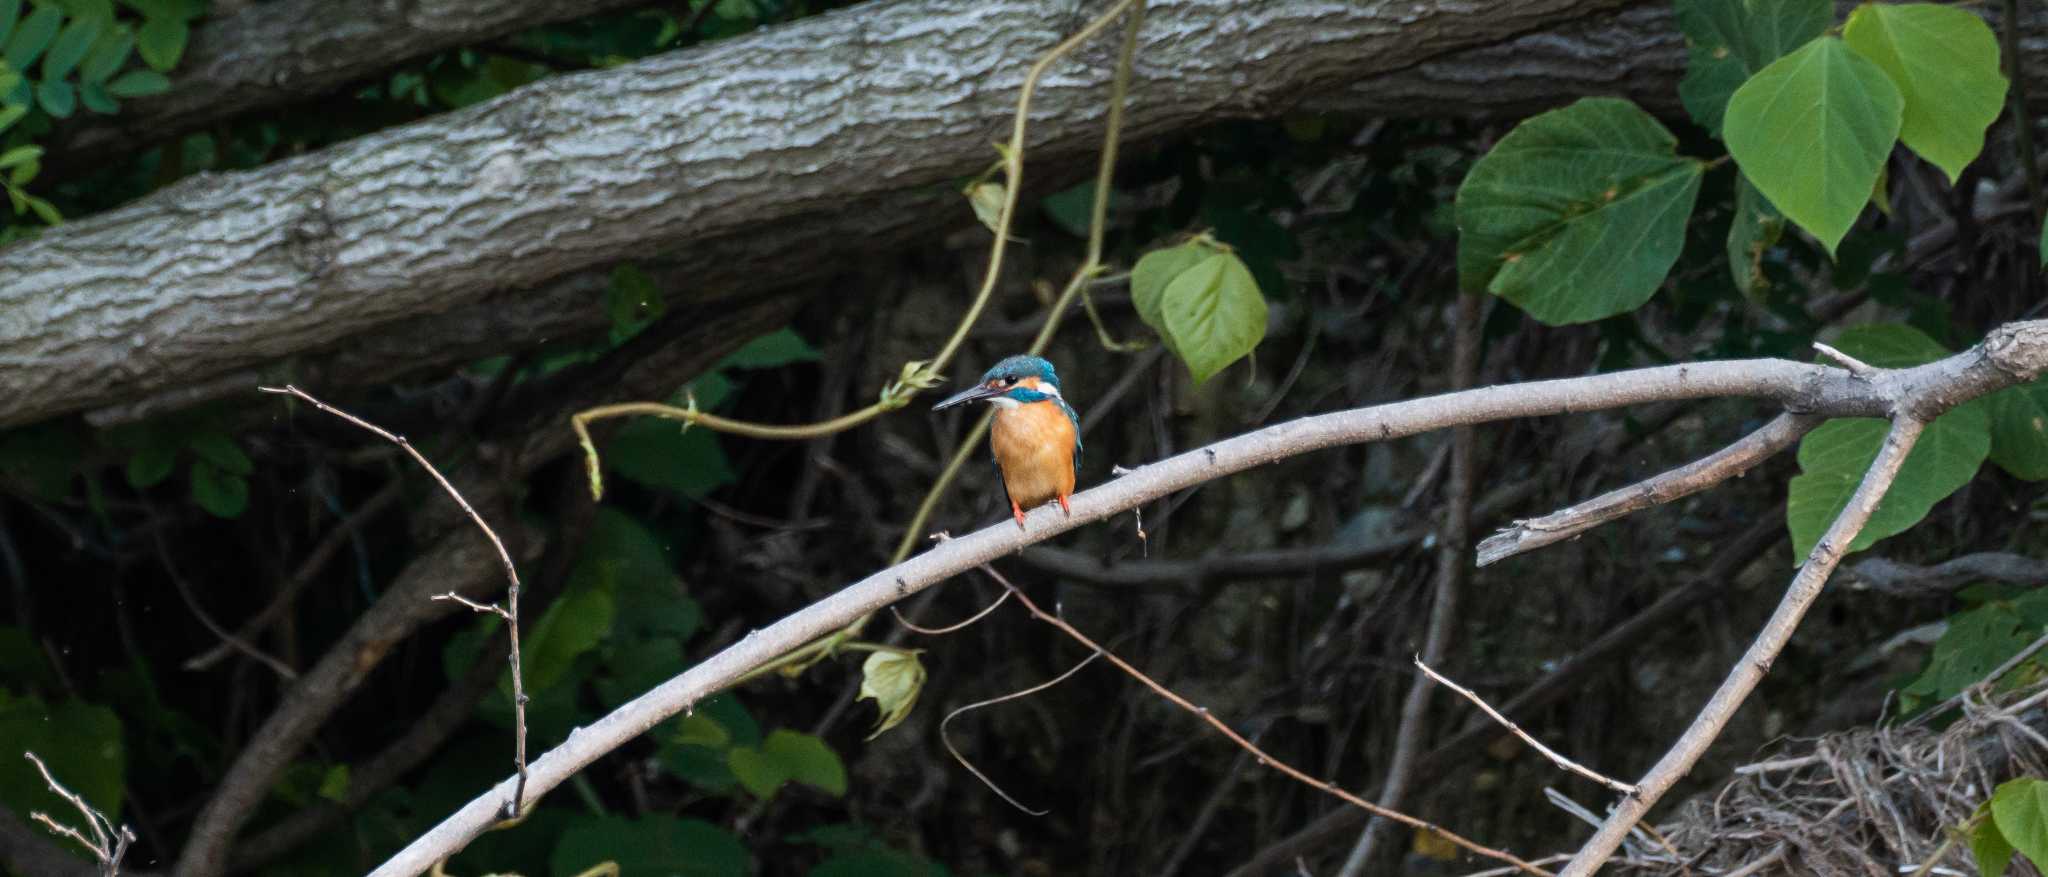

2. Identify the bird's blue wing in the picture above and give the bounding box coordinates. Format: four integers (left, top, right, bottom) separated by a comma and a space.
1057, 398, 1082, 473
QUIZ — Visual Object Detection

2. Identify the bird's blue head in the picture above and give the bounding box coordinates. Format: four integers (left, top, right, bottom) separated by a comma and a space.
931, 355, 1064, 410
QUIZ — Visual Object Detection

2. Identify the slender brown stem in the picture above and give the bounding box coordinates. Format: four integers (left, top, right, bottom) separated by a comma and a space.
569, 0, 1144, 476
977, 563, 1551, 876
259, 385, 532, 819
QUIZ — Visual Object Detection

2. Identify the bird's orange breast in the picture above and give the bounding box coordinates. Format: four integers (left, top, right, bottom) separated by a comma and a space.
990, 401, 1077, 511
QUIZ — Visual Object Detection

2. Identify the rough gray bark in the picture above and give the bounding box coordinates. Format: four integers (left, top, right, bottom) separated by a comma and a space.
12, 0, 2044, 430
0, 0, 1652, 429
47, 0, 663, 163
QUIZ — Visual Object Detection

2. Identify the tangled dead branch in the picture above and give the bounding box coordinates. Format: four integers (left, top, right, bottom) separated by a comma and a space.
1610, 680, 2048, 876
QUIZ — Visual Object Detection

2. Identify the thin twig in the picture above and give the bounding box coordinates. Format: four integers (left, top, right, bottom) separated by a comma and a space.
1559, 416, 1930, 876
1813, 342, 1878, 378
149, 517, 298, 681
1477, 412, 1821, 566
1846, 551, 2048, 597
259, 385, 532, 819
1415, 659, 1638, 795
938, 649, 1103, 815
892, 589, 1012, 636
184, 480, 402, 671
24, 752, 133, 876
977, 562, 1552, 876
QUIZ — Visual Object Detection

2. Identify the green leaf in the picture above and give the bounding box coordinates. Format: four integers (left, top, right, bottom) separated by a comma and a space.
1820, 322, 1951, 369
104, 67, 165, 97
134, 14, 182, 71
74, 76, 107, 111
0, 693, 126, 824
118, 0, 202, 22
576, 507, 699, 644
0, 0, 20, 46
0, 143, 37, 169
35, 76, 73, 117
727, 729, 846, 800
672, 713, 730, 749
1674, 0, 1829, 136
1992, 777, 2048, 870
316, 764, 349, 803
522, 583, 614, 691
39, 13, 95, 81
1900, 591, 2048, 706
1724, 37, 1903, 257
3, 3, 60, 71
963, 181, 1005, 236
124, 441, 175, 488
605, 418, 733, 497
1130, 239, 1216, 358
184, 430, 252, 476
809, 849, 952, 877
857, 649, 925, 740
1786, 325, 1989, 557
1041, 180, 1096, 237
1842, 3, 2007, 186
721, 327, 820, 369
188, 459, 249, 518
551, 814, 746, 877
76, 20, 128, 83
53, 0, 111, 21
1974, 802, 2016, 877
41, 19, 94, 86
1727, 172, 1784, 301
1161, 251, 1267, 384
604, 264, 663, 342
698, 692, 759, 746
1455, 97, 1705, 324
1985, 378, 2048, 480
0, 102, 24, 135
659, 742, 739, 793
22, 191, 58, 224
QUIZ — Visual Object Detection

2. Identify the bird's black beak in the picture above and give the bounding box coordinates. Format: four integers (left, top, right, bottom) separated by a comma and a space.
932, 383, 1002, 411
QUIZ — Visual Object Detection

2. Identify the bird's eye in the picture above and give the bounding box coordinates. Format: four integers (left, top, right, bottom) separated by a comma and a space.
1004, 376, 1020, 386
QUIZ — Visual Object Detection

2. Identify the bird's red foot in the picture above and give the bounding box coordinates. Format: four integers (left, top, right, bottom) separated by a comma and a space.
1057, 495, 1071, 516
1011, 500, 1027, 529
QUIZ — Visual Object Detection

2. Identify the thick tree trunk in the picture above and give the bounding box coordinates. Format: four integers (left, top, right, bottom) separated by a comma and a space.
0, 0, 1649, 429
46, 0, 659, 163
8, 0, 2044, 429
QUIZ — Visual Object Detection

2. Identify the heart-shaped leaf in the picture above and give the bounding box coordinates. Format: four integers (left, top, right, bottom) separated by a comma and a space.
1725, 38, 1903, 257
1456, 97, 1705, 323
1843, 3, 2007, 185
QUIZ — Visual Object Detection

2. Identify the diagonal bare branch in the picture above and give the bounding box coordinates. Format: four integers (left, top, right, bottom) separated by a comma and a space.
1477, 411, 1823, 566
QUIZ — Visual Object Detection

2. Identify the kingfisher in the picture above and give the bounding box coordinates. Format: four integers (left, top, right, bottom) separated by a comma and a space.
932, 355, 1081, 529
